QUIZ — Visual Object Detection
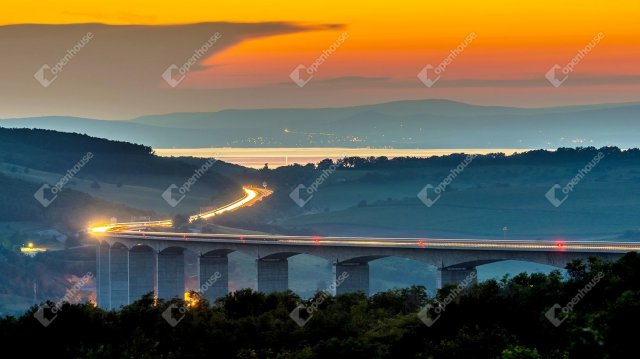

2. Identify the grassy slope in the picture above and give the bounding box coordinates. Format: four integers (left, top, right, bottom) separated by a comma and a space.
0, 128, 244, 217
0, 162, 243, 217
281, 164, 640, 239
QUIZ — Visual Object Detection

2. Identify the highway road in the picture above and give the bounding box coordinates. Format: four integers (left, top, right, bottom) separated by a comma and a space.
89, 186, 272, 233
89, 185, 640, 254
93, 230, 640, 253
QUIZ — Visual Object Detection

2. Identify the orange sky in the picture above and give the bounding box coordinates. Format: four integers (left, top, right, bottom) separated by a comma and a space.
0, 0, 639, 115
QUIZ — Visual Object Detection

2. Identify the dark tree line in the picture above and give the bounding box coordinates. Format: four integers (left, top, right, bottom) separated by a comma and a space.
309, 147, 639, 171
2, 253, 639, 358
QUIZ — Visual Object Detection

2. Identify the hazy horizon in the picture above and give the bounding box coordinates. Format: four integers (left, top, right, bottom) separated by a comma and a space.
2, 98, 640, 121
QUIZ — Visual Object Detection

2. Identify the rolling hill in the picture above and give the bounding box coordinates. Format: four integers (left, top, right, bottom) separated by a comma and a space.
1, 100, 639, 148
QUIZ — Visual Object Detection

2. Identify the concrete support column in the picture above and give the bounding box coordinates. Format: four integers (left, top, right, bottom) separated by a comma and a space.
128, 245, 156, 303
109, 244, 129, 309
96, 241, 110, 309
335, 262, 369, 296
199, 255, 228, 303
437, 266, 477, 290
257, 258, 288, 293
158, 248, 185, 300
184, 250, 200, 292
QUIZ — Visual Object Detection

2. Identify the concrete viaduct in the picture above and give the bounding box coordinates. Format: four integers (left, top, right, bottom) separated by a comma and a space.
94, 232, 635, 310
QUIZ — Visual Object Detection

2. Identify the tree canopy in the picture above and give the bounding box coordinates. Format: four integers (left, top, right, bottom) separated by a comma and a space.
2, 253, 639, 358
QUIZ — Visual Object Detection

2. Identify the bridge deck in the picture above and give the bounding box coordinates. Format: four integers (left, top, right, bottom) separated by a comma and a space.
100, 231, 640, 254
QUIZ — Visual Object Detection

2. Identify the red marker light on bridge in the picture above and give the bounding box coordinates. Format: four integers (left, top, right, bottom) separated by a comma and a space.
313, 236, 321, 245
555, 241, 566, 250
240, 236, 245, 243
417, 239, 426, 248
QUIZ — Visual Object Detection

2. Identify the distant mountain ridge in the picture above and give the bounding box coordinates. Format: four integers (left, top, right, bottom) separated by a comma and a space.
1, 100, 639, 148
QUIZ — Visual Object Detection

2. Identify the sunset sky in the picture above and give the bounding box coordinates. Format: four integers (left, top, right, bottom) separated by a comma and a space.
0, 1, 638, 119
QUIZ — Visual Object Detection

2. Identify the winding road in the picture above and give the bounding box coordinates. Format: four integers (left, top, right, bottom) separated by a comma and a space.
89, 186, 272, 233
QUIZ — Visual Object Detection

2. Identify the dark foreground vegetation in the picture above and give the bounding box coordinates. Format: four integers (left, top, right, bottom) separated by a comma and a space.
2, 253, 639, 359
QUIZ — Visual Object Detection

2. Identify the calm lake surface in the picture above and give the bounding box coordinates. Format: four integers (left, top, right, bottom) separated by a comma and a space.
154, 148, 533, 168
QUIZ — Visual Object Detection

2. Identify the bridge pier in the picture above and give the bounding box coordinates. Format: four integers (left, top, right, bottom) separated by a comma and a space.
96, 241, 110, 309
336, 261, 369, 295
437, 266, 477, 290
257, 258, 288, 293
109, 244, 129, 309
199, 254, 229, 302
157, 248, 185, 300
129, 245, 156, 303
